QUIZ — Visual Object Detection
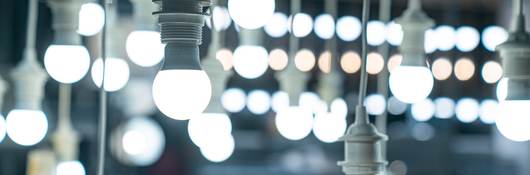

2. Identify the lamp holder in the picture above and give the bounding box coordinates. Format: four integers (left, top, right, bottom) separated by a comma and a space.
498, 0, 530, 80
11, 51, 48, 110
154, 0, 211, 71
396, 0, 433, 66
47, 0, 84, 45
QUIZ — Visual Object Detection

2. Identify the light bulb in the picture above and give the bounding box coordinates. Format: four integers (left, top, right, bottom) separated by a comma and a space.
365, 94, 386, 115
44, 45, 90, 84
188, 113, 232, 148
6, 109, 48, 146
232, 46, 269, 79
205, 6, 232, 31
264, 12, 289, 38
126, 30, 165, 67
199, 134, 235, 162
389, 66, 434, 104
56, 161, 86, 175
288, 13, 314, 38
228, 0, 275, 29
91, 58, 130, 92
78, 2, 105, 36
496, 100, 530, 141
455, 98, 479, 123
411, 98, 435, 122
434, 97, 455, 119
275, 106, 314, 141
153, 70, 211, 120
119, 117, 165, 166
312, 112, 346, 143
336, 16, 361, 41
0, 115, 5, 143
246, 90, 271, 115
314, 14, 335, 39
271, 91, 290, 112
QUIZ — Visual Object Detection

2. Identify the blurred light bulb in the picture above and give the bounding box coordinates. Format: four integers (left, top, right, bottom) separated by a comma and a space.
269, 49, 289, 71
200, 134, 235, 162
126, 31, 165, 67
314, 14, 335, 39
386, 21, 403, 46
455, 26, 480, 52
424, 29, 437, 53
482, 26, 508, 52
496, 78, 508, 101
387, 96, 407, 115
119, 117, 165, 166
6, 109, 48, 146
299, 92, 322, 114
265, 12, 289, 38
276, 107, 314, 141
313, 112, 346, 143
340, 51, 361, 74
216, 49, 234, 70
411, 98, 435, 122
228, 0, 275, 29
56, 161, 86, 175
336, 16, 361, 41
233, 46, 269, 79
481, 61, 503, 84
367, 52, 384, 74
367, 20, 386, 46
479, 99, 498, 124
246, 90, 271, 115
496, 100, 530, 141
78, 2, 105, 36
387, 54, 402, 73
288, 13, 313, 37
455, 98, 479, 123
365, 94, 386, 115
188, 113, 232, 148
271, 91, 290, 112
294, 49, 316, 72
434, 97, 455, 119
433, 25, 456, 51
318, 51, 331, 73
330, 98, 348, 118
222, 88, 246, 113
454, 58, 475, 81
152, 70, 212, 120
44, 45, 90, 83
205, 6, 232, 31
389, 66, 434, 104
91, 58, 130, 92
431, 58, 452, 80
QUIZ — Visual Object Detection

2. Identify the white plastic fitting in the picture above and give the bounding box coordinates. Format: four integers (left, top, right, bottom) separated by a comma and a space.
47, 0, 84, 45
11, 49, 48, 111
395, 0, 434, 66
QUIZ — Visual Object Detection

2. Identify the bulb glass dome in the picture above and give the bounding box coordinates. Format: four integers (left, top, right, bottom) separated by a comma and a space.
455, 98, 480, 123
389, 66, 434, 104
56, 161, 86, 175
411, 98, 435, 122
482, 26, 508, 52
312, 112, 346, 143
78, 2, 105, 36
481, 61, 503, 84
126, 30, 165, 67
222, 88, 246, 113
152, 70, 212, 120
233, 46, 269, 79
200, 134, 235, 162
386, 21, 403, 46
433, 25, 456, 51
336, 16, 361, 41
120, 117, 165, 166
246, 90, 271, 115
205, 6, 232, 31
314, 14, 335, 39
496, 78, 508, 101
365, 94, 386, 115
288, 13, 314, 38
264, 12, 289, 38
188, 113, 232, 148
496, 100, 530, 142
91, 58, 130, 92
455, 26, 480, 52
44, 45, 90, 84
228, 0, 275, 29
367, 20, 386, 46
6, 109, 48, 146
330, 98, 348, 118
275, 107, 314, 141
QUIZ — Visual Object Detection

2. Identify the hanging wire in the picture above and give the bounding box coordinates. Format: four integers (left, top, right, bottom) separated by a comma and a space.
97, 0, 112, 175
357, 0, 371, 108
25, 0, 38, 50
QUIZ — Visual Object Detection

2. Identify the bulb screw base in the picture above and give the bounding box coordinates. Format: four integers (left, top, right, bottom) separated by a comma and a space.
396, 0, 434, 67
47, 0, 84, 45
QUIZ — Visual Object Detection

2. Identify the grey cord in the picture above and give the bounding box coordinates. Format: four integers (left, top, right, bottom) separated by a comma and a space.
25, 0, 38, 50
97, 1, 111, 175
357, 0, 370, 107
58, 84, 72, 130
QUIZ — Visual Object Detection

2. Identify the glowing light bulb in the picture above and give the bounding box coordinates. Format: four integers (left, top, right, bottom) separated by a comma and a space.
367, 20, 387, 46
275, 107, 314, 141
336, 16, 361, 41
126, 31, 165, 67
152, 70, 212, 120
119, 117, 165, 166
482, 26, 508, 52
434, 97, 455, 119
222, 88, 246, 113
200, 134, 235, 162
265, 12, 289, 38
78, 2, 105, 36
91, 58, 130, 92
0, 115, 5, 143
56, 161, 86, 175
433, 25, 456, 51
205, 6, 232, 31
411, 98, 435, 122
228, 0, 275, 29
455, 26, 480, 52
389, 66, 434, 104
386, 21, 403, 46
246, 90, 271, 115
6, 109, 48, 146
312, 112, 346, 143
479, 99, 498, 124
387, 96, 407, 115
188, 113, 232, 148
455, 98, 479, 123
44, 45, 90, 84
365, 94, 386, 115
271, 91, 290, 112
233, 46, 269, 79
496, 100, 530, 141
288, 13, 314, 38
314, 14, 335, 39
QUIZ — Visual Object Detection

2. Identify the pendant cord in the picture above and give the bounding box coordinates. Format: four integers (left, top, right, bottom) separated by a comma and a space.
58, 84, 72, 130
97, 0, 111, 175
25, 0, 38, 50
357, 0, 370, 111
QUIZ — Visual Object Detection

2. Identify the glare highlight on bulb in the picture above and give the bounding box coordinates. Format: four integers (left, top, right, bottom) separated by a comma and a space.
336, 16, 361, 41
389, 66, 434, 104
44, 45, 90, 84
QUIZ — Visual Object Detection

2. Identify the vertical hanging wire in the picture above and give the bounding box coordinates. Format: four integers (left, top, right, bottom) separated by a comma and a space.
357, 0, 371, 111
376, 0, 391, 159
97, 0, 111, 175
58, 84, 71, 131
25, 0, 38, 51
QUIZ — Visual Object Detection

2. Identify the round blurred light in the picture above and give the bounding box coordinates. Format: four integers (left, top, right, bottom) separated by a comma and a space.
496, 78, 508, 101
411, 123, 435, 141
294, 49, 316, 72
188, 113, 232, 148
200, 134, 235, 162
216, 48, 234, 71
389, 66, 434, 104
233, 46, 269, 79
411, 98, 435, 122
454, 58, 475, 81
222, 88, 246, 113
433, 25, 456, 51
6, 110, 47, 146
387, 96, 407, 115
386, 21, 403, 46
336, 16, 361, 41
387, 54, 402, 73
340, 51, 361, 74
424, 29, 437, 53
455, 98, 480, 123
480, 99, 498, 124
205, 6, 232, 31
56, 161, 85, 175
481, 61, 503, 84
434, 97, 455, 119
367, 52, 384, 75
288, 13, 313, 37
455, 26, 480, 52
269, 49, 289, 71
431, 58, 452, 80
496, 100, 530, 141
330, 98, 348, 118
0, 116, 4, 143
44, 45, 91, 84
312, 112, 346, 143
78, 2, 105, 36
482, 26, 508, 51
365, 94, 386, 115
299, 92, 322, 114
119, 117, 165, 166
389, 160, 408, 175
91, 58, 130, 92
126, 31, 165, 67
314, 14, 335, 39
228, 0, 275, 29
318, 51, 332, 73
367, 21, 386, 46
275, 107, 314, 140
272, 91, 290, 112
265, 12, 289, 38
247, 90, 271, 115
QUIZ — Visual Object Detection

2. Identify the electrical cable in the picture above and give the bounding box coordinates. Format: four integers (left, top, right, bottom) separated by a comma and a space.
356, 0, 371, 124
25, 0, 38, 50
